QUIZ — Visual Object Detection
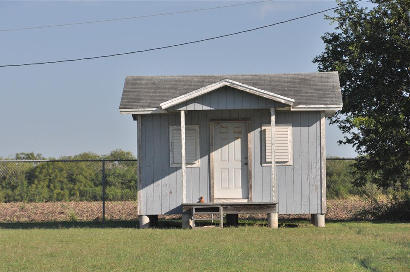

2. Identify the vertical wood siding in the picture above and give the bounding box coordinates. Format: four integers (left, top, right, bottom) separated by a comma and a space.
172, 86, 283, 110
139, 110, 322, 215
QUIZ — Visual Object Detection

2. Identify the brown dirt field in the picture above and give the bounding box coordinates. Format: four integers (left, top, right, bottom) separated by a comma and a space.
0, 197, 379, 223
0, 201, 138, 222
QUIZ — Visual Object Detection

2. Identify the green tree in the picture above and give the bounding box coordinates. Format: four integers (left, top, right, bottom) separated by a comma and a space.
15, 152, 44, 160
313, 0, 409, 190
104, 149, 136, 160
104, 150, 137, 200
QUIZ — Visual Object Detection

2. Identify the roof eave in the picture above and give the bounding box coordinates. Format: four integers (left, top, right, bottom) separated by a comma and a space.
291, 105, 343, 111
119, 108, 167, 115
119, 105, 343, 115
291, 104, 343, 116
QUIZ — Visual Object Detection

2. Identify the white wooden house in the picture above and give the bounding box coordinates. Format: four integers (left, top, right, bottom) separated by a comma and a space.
119, 72, 342, 228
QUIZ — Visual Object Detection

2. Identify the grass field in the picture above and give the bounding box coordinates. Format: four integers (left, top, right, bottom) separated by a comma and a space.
0, 221, 409, 272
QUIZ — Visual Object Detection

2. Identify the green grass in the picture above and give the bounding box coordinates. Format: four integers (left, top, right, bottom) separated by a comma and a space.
0, 221, 409, 272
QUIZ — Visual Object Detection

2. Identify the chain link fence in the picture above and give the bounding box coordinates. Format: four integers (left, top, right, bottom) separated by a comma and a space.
0, 159, 138, 223
0, 158, 358, 224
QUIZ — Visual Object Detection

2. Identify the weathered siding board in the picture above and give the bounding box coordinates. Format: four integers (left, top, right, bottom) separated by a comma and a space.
173, 86, 282, 111
185, 112, 192, 203
140, 116, 146, 214
301, 112, 310, 214
283, 112, 294, 214
252, 114, 262, 202
284, 166, 293, 213
152, 115, 162, 214
144, 115, 154, 215
308, 112, 317, 213
174, 114, 183, 212
199, 112, 209, 201
201, 92, 211, 110
262, 153, 271, 202
261, 110, 272, 202
231, 87, 242, 109
292, 112, 302, 213
286, 112, 295, 214
189, 112, 201, 203
139, 110, 322, 215
277, 166, 286, 213
167, 114, 179, 213
160, 114, 170, 214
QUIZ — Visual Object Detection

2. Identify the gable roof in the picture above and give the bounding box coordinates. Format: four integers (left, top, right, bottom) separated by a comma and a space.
120, 72, 342, 113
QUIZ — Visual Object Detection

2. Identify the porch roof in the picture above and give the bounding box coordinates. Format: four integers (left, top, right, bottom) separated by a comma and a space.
119, 72, 342, 114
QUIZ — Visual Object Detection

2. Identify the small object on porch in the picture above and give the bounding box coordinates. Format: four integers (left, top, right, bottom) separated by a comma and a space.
198, 196, 204, 203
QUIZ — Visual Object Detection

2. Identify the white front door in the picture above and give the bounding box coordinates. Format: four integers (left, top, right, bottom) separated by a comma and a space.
213, 122, 248, 200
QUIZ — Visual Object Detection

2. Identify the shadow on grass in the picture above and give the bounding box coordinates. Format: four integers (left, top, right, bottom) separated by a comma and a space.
0, 220, 139, 229
1, 214, 407, 230
0, 218, 305, 229
0, 219, 188, 230
356, 257, 381, 272
353, 198, 410, 223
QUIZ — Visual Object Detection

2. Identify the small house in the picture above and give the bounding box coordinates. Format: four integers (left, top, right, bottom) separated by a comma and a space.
119, 72, 342, 228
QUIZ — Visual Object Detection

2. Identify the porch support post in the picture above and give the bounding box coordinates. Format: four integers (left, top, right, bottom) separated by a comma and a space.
181, 110, 186, 204
138, 215, 150, 229
267, 212, 278, 229
311, 214, 325, 227
270, 107, 277, 204
182, 210, 194, 229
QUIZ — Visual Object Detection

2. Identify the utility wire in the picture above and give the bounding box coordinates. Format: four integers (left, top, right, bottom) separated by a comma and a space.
0, 0, 273, 32
0, 7, 336, 68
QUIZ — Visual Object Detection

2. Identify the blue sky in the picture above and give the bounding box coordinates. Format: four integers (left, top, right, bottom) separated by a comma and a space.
0, 0, 357, 158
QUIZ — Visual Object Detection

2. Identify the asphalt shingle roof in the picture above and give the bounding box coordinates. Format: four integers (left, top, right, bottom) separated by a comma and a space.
120, 72, 342, 110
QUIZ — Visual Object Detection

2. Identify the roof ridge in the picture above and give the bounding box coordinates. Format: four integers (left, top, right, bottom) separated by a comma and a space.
125, 71, 338, 79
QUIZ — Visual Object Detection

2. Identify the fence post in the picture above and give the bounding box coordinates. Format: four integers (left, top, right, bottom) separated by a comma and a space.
102, 160, 106, 223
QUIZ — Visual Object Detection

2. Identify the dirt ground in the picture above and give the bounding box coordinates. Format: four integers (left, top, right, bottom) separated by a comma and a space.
0, 197, 381, 223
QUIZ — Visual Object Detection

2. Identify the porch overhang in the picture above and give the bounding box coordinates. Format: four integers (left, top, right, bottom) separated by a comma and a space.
159, 79, 295, 110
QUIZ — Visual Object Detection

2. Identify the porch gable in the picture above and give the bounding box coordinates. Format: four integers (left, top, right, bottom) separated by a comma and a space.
169, 85, 292, 111
160, 79, 294, 110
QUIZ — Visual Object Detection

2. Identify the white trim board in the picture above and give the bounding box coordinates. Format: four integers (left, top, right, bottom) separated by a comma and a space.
159, 79, 295, 109
121, 106, 342, 115
291, 105, 342, 111
120, 108, 166, 114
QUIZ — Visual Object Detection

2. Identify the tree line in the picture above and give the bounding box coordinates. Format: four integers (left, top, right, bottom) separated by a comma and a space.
0, 150, 138, 202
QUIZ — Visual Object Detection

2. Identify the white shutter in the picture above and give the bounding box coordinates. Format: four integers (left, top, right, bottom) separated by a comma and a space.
169, 125, 200, 167
262, 124, 292, 164
274, 125, 291, 162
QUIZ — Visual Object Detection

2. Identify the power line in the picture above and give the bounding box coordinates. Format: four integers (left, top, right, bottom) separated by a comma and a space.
0, 0, 273, 32
0, 7, 336, 68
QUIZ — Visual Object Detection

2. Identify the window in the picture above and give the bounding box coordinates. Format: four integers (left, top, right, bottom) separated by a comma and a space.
261, 124, 293, 165
169, 125, 200, 167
